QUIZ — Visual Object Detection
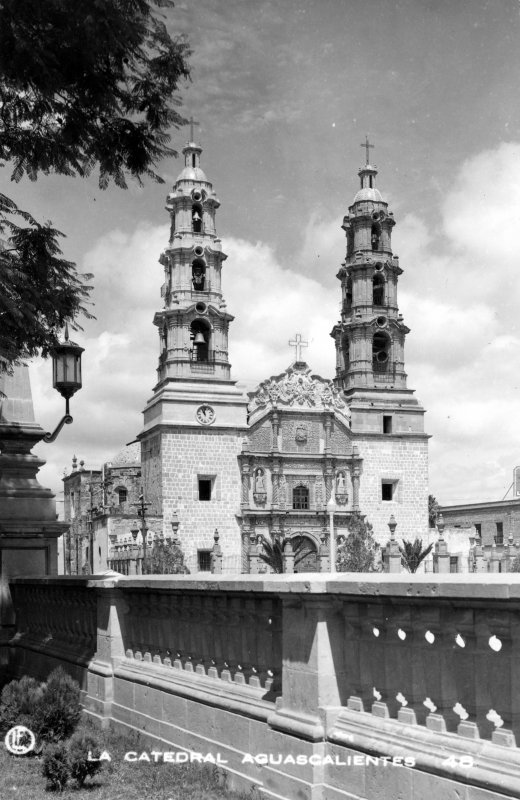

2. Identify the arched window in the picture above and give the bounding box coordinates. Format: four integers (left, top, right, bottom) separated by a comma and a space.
371, 222, 381, 251
293, 485, 309, 510
373, 273, 385, 305
190, 319, 210, 362
373, 331, 390, 371
192, 153, 196, 168
192, 258, 206, 290
192, 203, 202, 233
117, 488, 128, 505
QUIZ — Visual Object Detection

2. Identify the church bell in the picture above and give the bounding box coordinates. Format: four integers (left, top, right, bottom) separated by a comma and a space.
193, 331, 206, 345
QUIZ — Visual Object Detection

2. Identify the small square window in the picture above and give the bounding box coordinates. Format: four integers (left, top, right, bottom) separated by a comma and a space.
383, 415, 392, 434
381, 481, 396, 501
198, 479, 212, 501
198, 550, 212, 571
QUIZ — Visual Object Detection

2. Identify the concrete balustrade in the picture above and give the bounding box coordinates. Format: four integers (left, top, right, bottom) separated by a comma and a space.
6, 573, 520, 799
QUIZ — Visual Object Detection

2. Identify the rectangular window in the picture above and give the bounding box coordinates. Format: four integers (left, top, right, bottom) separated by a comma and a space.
474, 523, 482, 537
198, 550, 212, 571
198, 479, 212, 501
381, 481, 396, 501
383, 415, 392, 434
496, 522, 504, 545
449, 556, 459, 573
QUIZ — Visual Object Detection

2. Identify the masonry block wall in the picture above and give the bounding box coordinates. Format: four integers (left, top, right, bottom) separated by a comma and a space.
142, 427, 244, 572
355, 435, 429, 543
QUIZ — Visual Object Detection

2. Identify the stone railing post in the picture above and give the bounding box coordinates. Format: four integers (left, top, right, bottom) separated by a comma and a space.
210, 529, 223, 574
433, 514, 450, 573
85, 577, 126, 725
268, 595, 344, 741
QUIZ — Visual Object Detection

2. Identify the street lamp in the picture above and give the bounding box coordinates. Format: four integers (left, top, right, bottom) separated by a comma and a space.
43, 325, 84, 443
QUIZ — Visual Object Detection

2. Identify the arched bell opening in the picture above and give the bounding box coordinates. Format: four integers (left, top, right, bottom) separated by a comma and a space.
192, 202, 203, 233
344, 275, 353, 310
372, 272, 385, 305
192, 258, 206, 291
190, 318, 211, 362
373, 330, 390, 372
343, 335, 350, 369
371, 221, 382, 251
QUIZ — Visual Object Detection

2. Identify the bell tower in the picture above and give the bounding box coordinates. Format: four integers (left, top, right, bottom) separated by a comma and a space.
139, 124, 248, 571
330, 138, 429, 541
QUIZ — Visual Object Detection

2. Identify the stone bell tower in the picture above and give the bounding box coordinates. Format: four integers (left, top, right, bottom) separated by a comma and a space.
139, 123, 248, 572
330, 138, 429, 540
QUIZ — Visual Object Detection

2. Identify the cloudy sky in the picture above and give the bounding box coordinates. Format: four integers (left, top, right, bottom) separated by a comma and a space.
14, 0, 520, 512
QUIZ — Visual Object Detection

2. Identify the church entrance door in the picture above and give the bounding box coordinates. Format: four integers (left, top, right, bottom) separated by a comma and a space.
292, 535, 318, 573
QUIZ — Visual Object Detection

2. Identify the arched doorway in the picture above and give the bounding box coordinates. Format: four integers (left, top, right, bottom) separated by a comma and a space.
291, 535, 318, 573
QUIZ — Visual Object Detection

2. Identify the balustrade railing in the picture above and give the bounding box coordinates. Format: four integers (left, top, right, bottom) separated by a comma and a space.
9, 580, 97, 660
120, 588, 282, 694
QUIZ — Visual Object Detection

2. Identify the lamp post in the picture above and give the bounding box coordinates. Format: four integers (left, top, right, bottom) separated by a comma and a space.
43, 325, 84, 442
131, 491, 151, 569
327, 495, 337, 573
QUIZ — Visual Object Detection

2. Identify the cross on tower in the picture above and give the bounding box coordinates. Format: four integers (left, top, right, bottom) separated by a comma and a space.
187, 116, 200, 142
360, 135, 374, 165
289, 333, 308, 363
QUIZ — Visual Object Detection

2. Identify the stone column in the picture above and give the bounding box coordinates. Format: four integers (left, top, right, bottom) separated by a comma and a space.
351, 455, 361, 512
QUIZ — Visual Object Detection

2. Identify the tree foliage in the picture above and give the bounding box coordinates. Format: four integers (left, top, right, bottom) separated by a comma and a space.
336, 513, 380, 572
258, 535, 285, 574
429, 494, 439, 528
0, 0, 191, 367
143, 537, 189, 574
399, 538, 433, 573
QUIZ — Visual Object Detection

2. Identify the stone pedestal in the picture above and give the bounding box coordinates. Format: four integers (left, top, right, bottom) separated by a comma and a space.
0, 365, 67, 652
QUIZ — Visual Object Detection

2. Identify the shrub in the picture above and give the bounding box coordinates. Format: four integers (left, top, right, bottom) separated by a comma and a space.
42, 743, 70, 791
0, 675, 43, 734
68, 731, 103, 787
32, 667, 81, 743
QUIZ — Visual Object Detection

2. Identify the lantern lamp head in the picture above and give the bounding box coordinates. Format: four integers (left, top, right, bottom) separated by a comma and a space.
50, 324, 84, 402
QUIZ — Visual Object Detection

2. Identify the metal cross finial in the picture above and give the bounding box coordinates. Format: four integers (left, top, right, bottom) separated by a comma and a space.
289, 333, 308, 362
187, 115, 200, 142
360, 135, 374, 165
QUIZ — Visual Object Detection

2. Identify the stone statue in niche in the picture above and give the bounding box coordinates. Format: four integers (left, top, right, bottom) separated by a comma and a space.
335, 470, 348, 505
253, 468, 267, 504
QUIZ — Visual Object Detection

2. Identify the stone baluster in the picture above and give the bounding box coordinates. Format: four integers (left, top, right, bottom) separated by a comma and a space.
342, 602, 363, 705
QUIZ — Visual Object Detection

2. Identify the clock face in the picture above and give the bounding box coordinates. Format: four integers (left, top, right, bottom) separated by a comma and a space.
196, 404, 215, 425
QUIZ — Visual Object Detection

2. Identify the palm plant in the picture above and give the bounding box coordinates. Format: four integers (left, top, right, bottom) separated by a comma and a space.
257, 535, 285, 574
399, 538, 433, 573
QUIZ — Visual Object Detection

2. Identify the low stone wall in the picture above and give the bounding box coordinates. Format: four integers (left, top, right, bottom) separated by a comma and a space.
6, 573, 520, 800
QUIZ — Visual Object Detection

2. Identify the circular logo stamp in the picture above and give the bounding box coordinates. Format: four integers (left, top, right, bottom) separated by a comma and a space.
4, 725, 36, 755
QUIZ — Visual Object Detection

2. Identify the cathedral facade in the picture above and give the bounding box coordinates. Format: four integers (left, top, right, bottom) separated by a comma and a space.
63, 137, 429, 574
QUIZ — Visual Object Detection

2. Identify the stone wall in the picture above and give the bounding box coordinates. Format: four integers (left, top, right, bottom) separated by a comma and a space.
355, 435, 429, 543
143, 427, 243, 573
